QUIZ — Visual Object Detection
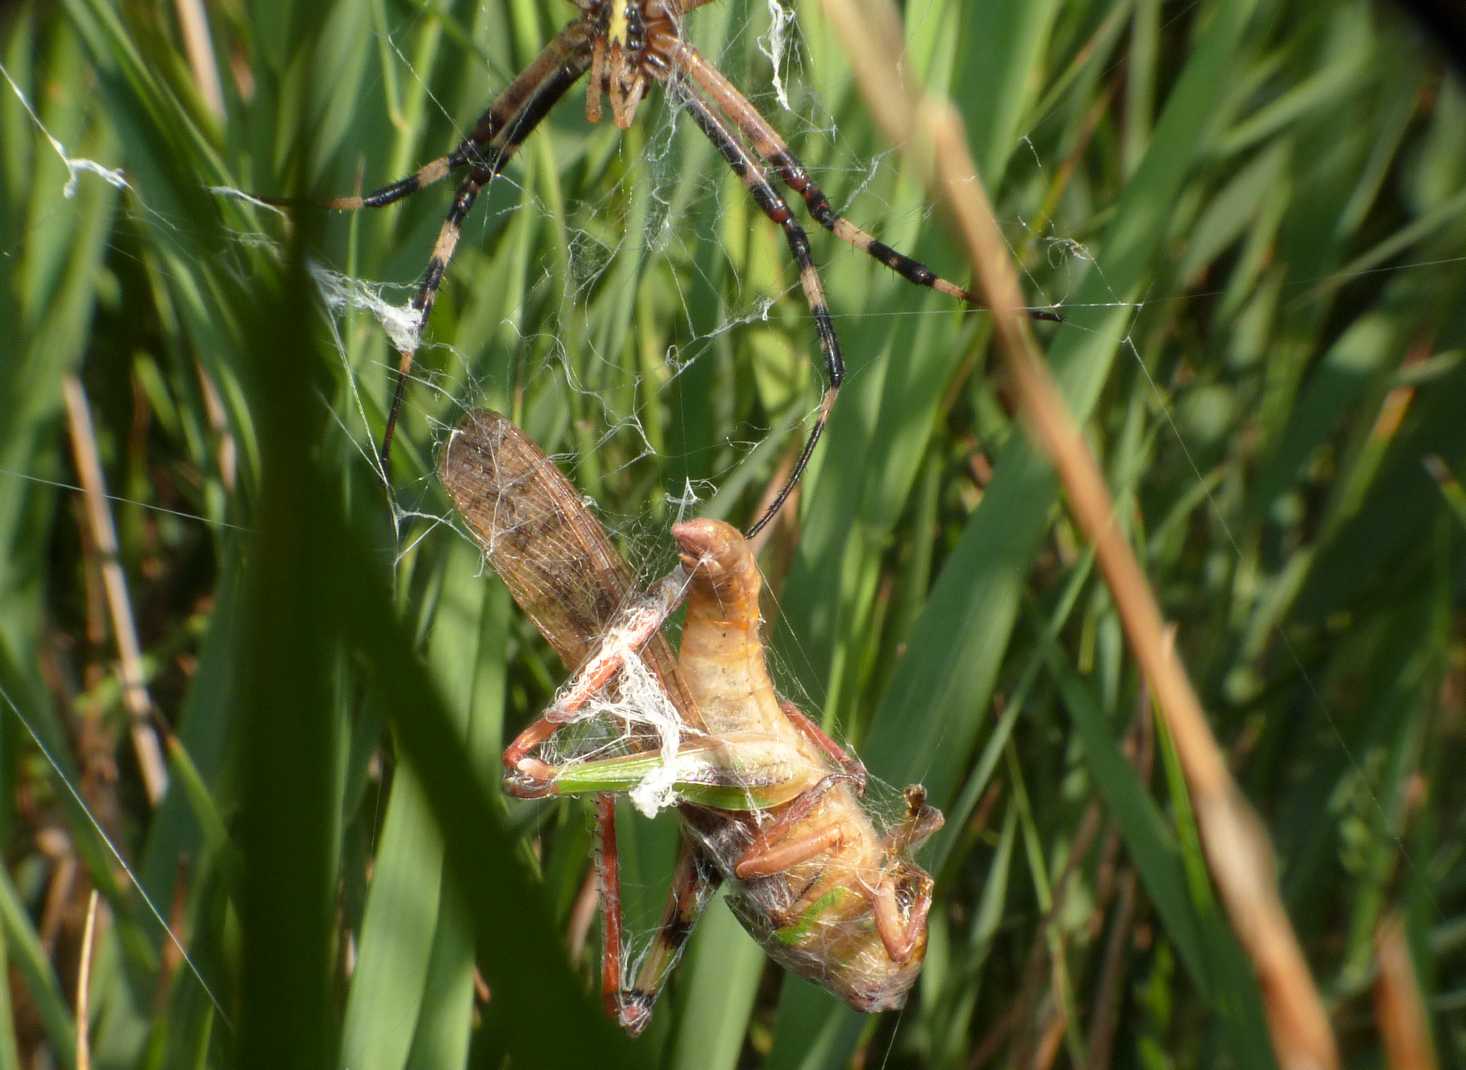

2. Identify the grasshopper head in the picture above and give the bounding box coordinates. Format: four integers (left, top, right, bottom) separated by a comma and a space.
671, 518, 759, 600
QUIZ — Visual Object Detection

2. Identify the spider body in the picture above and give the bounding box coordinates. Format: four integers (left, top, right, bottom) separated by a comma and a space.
323, 0, 1058, 535
584, 0, 667, 127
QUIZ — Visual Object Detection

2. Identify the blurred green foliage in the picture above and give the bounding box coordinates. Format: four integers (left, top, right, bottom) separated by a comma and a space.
1, 0, 1463, 1067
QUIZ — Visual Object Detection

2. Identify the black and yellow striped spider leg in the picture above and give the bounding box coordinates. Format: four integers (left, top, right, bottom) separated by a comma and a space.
673, 43, 1064, 322
312, 1, 1058, 534
676, 84, 844, 533
668, 39, 1060, 533
363, 22, 597, 461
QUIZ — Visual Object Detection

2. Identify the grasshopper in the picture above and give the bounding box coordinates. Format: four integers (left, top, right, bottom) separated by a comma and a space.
439, 409, 942, 1033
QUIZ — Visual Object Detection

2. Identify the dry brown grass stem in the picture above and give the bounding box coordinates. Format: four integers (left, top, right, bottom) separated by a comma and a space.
1375, 914, 1438, 1070
814, 1, 1339, 1066
195, 363, 238, 491
172, 0, 225, 120
62, 376, 169, 805
76, 890, 100, 1070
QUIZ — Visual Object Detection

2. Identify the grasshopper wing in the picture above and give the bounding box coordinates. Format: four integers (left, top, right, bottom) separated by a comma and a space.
438, 410, 695, 716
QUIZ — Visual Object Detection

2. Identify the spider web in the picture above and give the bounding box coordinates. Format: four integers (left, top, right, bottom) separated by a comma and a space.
294, 0, 1072, 556
314, 0, 1048, 1004
314, 0, 1066, 768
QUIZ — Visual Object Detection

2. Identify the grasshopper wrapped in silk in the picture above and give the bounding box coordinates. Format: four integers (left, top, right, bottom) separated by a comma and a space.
439, 410, 943, 1034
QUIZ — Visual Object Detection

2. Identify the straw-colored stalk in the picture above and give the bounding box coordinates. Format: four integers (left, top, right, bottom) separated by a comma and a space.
814, 2, 1340, 1066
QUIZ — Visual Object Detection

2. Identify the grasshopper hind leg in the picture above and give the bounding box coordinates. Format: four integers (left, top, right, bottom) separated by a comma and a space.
595, 799, 722, 1035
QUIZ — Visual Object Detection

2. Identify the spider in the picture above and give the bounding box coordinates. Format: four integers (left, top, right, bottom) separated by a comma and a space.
335, 0, 1060, 536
